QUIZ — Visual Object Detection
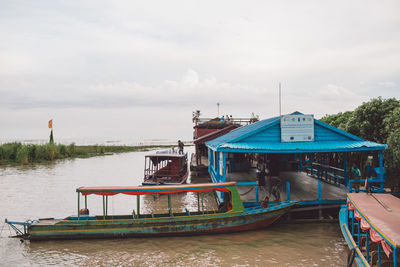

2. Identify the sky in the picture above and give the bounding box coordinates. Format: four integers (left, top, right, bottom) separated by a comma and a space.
1, 0, 399, 143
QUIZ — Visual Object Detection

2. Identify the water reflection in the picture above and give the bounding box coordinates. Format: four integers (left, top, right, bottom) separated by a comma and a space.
0, 147, 347, 266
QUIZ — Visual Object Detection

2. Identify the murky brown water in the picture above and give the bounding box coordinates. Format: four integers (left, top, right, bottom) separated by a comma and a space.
0, 148, 347, 266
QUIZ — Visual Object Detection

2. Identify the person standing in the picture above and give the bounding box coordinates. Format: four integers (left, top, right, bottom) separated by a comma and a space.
178, 140, 184, 154
351, 163, 361, 192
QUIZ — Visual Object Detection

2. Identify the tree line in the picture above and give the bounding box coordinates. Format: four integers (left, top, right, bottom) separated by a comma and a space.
320, 97, 400, 187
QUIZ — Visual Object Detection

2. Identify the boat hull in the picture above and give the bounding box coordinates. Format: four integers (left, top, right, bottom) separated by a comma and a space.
27, 202, 296, 241
338, 205, 370, 267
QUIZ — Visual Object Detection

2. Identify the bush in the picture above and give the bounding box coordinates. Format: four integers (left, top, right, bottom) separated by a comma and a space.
16, 146, 29, 164
58, 144, 67, 157
68, 143, 76, 156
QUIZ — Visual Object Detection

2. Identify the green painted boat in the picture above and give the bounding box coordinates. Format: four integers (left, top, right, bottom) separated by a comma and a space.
6, 182, 297, 241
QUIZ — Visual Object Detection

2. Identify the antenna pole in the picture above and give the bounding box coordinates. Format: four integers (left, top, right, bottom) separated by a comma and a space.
279, 83, 282, 117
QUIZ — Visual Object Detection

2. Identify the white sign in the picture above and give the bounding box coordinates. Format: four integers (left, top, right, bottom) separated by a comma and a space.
281, 114, 314, 142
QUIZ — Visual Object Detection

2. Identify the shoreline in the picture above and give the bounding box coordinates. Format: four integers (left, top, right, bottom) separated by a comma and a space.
0, 143, 175, 166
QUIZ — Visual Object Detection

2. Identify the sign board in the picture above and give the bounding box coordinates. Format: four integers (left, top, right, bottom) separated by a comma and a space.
281, 114, 314, 142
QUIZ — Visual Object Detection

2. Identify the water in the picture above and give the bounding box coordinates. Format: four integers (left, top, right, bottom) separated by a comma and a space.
0, 148, 347, 266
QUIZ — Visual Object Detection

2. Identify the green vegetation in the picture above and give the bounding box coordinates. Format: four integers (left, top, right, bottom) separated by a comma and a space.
0, 143, 172, 166
320, 97, 400, 186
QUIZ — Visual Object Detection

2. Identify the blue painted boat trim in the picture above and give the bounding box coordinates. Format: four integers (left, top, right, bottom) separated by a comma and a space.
339, 205, 370, 267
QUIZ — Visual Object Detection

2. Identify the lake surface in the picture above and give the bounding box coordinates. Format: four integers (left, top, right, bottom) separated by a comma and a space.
0, 148, 347, 266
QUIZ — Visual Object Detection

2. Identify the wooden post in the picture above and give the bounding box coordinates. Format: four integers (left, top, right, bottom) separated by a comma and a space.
77, 192, 80, 220
137, 195, 140, 218
286, 181, 290, 201
84, 195, 87, 209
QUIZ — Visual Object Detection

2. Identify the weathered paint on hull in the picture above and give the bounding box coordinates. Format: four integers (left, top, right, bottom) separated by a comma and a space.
28, 204, 293, 241
142, 169, 189, 185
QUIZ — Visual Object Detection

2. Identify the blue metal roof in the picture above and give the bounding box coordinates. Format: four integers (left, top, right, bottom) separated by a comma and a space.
206, 112, 387, 153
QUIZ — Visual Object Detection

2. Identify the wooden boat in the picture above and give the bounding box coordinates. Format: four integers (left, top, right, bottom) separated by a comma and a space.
339, 193, 400, 267
6, 182, 297, 241
143, 153, 189, 185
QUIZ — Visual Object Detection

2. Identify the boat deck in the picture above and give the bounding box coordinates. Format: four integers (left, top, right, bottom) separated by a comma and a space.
227, 169, 347, 203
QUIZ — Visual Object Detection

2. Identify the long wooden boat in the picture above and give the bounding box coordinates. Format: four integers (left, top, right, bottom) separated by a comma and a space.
6, 182, 297, 241
339, 193, 400, 267
142, 153, 189, 185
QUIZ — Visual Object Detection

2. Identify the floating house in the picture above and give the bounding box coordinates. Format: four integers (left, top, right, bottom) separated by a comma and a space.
191, 114, 254, 176
205, 112, 387, 217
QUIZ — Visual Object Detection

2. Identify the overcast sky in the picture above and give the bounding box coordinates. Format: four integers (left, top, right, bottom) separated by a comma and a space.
1, 0, 399, 142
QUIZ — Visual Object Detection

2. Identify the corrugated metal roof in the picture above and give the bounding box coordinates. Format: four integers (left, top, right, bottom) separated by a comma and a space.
218, 140, 387, 153
206, 112, 387, 153
206, 116, 281, 149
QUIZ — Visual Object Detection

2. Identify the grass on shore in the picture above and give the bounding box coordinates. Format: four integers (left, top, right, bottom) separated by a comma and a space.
0, 142, 172, 165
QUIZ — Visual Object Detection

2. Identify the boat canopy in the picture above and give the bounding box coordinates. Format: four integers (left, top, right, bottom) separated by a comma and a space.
77, 182, 236, 196
347, 193, 400, 248
146, 154, 186, 165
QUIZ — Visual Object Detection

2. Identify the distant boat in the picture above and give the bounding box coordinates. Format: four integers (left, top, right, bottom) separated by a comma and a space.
5, 182, 297, 241
142, 151, 189, 185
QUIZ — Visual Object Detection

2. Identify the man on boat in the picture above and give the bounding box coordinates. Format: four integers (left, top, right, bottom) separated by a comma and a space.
267, 156, 281, 204
178, 140, 184, 154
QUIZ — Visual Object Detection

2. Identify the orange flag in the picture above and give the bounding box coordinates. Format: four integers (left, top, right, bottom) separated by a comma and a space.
48, 120, 52, 129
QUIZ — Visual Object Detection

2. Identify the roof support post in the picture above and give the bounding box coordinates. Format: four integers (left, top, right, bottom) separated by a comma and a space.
197, 192, 200, 212
378, 242, 382, 266
77, 192, 80, 220
310, 154, 314, 176
255, 185, 259, 202
299, 153, 303, 171
106, 196, 108, 216
378, 150, 384, 180
168, 194, 172, 216
137, 195, 140, 218
222, 152, 226, 182
366, 230, 370, 263
286, 181, 290, 201
343, 152, 348, 188
84, 195, 87, 209
318, 180, 321, 201
208, 149, 211, 174
357, 216, 361, 247
102, 195, 105, 220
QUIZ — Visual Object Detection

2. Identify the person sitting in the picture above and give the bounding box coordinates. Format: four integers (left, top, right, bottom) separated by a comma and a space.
269, 176, 281, 204
260, 195, 269, 208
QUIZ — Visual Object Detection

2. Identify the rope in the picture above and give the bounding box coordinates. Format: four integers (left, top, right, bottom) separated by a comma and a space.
240, 186, 255, 196
371, 194, 392, 212
0, 222, 6, 238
